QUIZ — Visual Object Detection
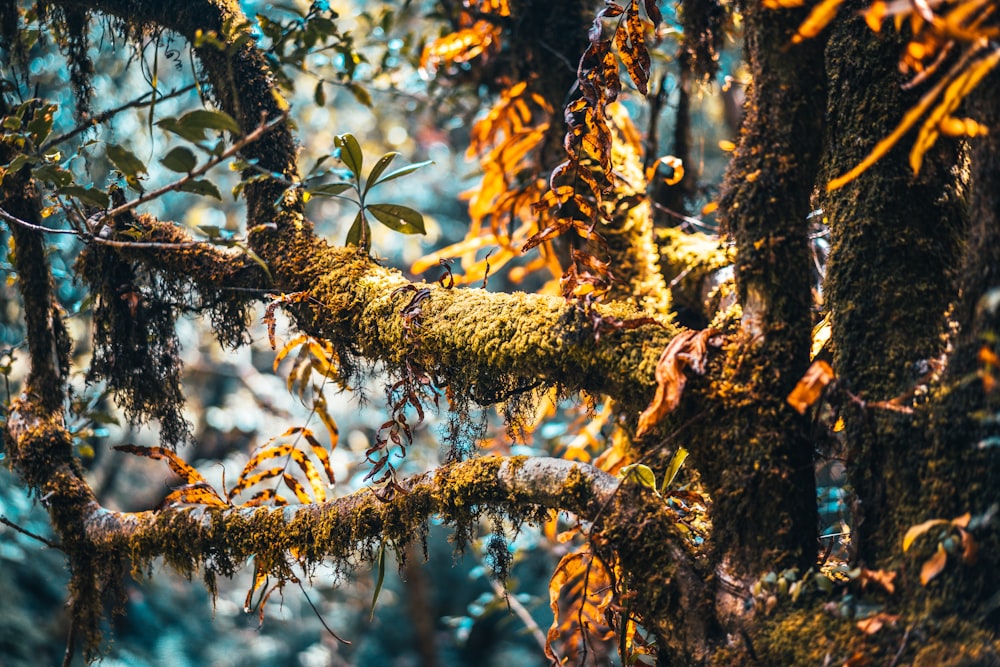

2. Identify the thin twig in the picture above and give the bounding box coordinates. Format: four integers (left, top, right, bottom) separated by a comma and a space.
0, 208, 79, 235
62, 615, 77, 667
294, 578, 351, 645
97, 111, 288, 224
0, 515, 62, 549
41, 84, 198, 151
887, 624, 912, 667
0, 206, 204, 249
488, 577, 548, 653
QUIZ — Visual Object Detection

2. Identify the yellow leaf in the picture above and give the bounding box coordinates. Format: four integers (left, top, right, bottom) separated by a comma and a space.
811, 312, 832, 359
902, 517, 949, 552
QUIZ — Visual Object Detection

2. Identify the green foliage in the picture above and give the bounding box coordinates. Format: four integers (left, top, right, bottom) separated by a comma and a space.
304, 132, 431, 250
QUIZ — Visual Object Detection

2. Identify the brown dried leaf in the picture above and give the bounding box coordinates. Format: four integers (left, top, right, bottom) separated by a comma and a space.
855, 612, 899, 635
545, 551, 616, 663
957, 527, 979, 565
787, 359, 835, 414
636, 329, 719, 437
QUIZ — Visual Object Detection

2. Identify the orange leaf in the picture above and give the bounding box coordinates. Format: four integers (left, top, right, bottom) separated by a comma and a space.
856, 612, 899, 634
787, 359, 835, 414
790, 0, 846, 44
636, 329, 720, 437
114, 444, 209, 486
858, 567, 897, 594
164, 482, 229, 508
920, 544, 949, 585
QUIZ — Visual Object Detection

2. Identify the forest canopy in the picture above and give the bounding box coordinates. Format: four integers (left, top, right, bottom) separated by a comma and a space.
2, 0, 1000, 665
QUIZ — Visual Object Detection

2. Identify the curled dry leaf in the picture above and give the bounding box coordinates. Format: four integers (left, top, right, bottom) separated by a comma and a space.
636, 329, 720, 437
787, 359, 835, 414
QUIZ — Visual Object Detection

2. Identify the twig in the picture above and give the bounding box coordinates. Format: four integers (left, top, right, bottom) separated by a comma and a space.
0, 515, 62, 549
294, 578, 351, 645
0, 207, 79, 235
887, 624, 912, 667
97, 111, 288, 225
41, 84, 198, 151
488, 577, 548, 653
0, 206, 210, 250
62, 614, 77, 667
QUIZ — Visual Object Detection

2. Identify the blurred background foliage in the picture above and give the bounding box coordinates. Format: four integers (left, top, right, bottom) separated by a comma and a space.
0, 0, 781, 664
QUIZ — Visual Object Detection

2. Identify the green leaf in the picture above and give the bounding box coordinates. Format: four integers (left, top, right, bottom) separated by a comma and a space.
32, 164, 73, 188
619, 464, 658, 493
160, 147, 198, 173
179, 179, 222, 200
334, 133, 363, 179
106, 144, 148, 178
347, 82, 372, 108
661, 446, 688, 493
178, 109, 242, 135
59, 185, 110, 209
365, 203, 425, 234
27, 104, 57, 144
196, 224, 222, 239
364, 152, 398, 193
314, 80, 327, 107
372, 159, 433, 187
310, 182, 354, 197
157, 117, 205, 143
370, 540, 386, 621
345, 209, 368, 247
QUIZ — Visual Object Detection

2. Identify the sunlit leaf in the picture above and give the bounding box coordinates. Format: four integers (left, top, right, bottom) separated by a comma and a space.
334, 133, 364, 178
619, 463, 658, 492
114, 444, 210, 486
661, 447, 689, 492
177, 109, 242, 135
364, 152, 398, 192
